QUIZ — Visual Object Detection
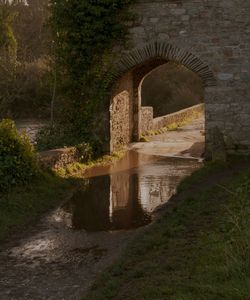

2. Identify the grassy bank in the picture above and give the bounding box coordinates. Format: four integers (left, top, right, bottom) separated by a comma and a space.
85, 157, 250, 300
56, 151, 125, 177
0, 171, 77, 241
0, 151, 125, 242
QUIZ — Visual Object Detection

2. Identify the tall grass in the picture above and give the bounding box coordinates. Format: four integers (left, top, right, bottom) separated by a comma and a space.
223, 177, 250, 277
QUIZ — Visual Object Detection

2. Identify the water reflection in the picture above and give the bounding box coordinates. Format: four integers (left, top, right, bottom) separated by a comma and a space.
62, 158, 201, 232
63, 174, 151, 231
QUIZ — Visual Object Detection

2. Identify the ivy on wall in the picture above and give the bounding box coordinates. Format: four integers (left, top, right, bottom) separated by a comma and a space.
49, 0, 134, 150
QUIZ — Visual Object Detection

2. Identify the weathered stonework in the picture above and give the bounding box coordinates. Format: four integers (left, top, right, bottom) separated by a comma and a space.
109, 0, 250, 155
110, 72, 133, 152
141, 106, 153, 135
152, 104, 204, 132
38, 147, 78, 169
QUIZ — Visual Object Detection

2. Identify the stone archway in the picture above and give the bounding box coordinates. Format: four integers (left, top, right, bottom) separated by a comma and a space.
109, 41, 216, 153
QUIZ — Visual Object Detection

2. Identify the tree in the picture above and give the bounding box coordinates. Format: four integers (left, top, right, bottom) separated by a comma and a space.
0, 1, 52, 119
48, 0, 134, 146
0, 3, 17, 71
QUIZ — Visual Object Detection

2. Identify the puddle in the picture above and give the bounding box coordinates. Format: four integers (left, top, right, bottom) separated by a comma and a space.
0, 152, 202, 299
60, 155, 201, 232
0, 122, 205, 300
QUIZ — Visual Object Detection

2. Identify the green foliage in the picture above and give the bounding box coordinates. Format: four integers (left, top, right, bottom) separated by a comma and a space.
0, 4, 17, 65
36, 123, 96, 153
142, 62, 204, 117
139, 136, 149, 143
50, 0, 133, 83
0, 2, 52, 119
0, 119, 38, 192
0, 58, 52, 119
75, 142, 93, 163
49, 0, 134, 148
36, 123, 78, 151
13, 0, 50, 62
36, 123, 93, 162
166, 122, 179, 131
0, 170, 75, 241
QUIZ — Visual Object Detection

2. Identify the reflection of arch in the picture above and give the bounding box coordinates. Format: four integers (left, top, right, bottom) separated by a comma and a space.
110, 41, 216, 87
110, 41, 216, 152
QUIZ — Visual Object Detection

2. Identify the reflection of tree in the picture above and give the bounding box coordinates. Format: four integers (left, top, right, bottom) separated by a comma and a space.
66, 176, 111, 231
61, 158, 199, 232
62, 172, 151, 232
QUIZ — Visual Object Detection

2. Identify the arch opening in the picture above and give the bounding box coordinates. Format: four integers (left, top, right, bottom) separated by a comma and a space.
109, 42, 215, 154
139, 62, 205, 158
141, 62, 204, 118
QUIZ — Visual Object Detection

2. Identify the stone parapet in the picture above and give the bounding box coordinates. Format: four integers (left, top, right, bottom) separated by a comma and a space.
152, 104, 204, 132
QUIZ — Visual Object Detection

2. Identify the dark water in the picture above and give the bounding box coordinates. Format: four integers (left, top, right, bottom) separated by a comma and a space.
61, 153, 201, 232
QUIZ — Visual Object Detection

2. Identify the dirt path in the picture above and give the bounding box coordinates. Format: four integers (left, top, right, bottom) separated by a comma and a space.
0, 217, 134, 299
0, 118, 204, 300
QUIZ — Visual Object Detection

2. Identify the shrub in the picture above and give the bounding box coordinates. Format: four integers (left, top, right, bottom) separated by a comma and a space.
35, 123, 88, 151
0, 119, 38, 192
36, 123, 101, 157
0, 58, 52, 119
36, 123, 69, 151
75, 143, 93, 163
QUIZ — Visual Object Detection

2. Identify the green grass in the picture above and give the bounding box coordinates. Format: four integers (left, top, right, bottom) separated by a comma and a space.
85, 157, 250, 300
166, 122, 179, 131
56, 151, 125, 177
0, 171, 77, 241
177, 160, 227, 192
0, 150, 126, 241
139, 136, 150, 142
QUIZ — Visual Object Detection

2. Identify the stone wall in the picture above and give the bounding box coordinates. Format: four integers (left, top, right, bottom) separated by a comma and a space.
152, 104, 204, 132
109, 0, 250, 155
110, 72, 133, 152
38, 147, 78, 169
140, 106, 153, 135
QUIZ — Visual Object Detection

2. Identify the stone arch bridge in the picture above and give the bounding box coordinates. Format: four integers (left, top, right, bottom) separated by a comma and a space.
106, 0, 250, 156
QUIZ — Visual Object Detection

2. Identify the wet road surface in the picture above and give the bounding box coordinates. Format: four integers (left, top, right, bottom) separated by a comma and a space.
132, 117, 205, 158
0, 118, 204, 299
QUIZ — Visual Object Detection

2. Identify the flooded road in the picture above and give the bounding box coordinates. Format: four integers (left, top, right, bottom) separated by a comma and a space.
61, 155, 200, 232
0, 153, 201, 299
0, 117, 204, 299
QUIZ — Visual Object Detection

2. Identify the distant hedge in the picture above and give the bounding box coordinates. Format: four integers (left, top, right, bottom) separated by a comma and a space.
0, 119, 38, 192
